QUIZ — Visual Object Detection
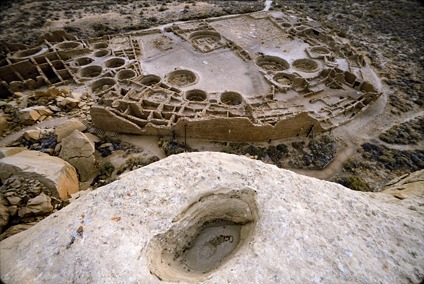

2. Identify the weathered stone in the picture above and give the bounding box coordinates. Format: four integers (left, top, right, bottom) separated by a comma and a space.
48, 105, 61, 112
59, 130, 96, 182
18, 193, 53, 218
0, 150, 79, 200
0, 222, 37, 242
54, 119, 86, 142
0, 194, 9, 231
5, 196, 21, 206
58, 97, 79, 108
18, 106, 53, 125
0, 115, 8, 135
0, 147, 26, 159
0, 153, 422, 283
23, 129, 41, 141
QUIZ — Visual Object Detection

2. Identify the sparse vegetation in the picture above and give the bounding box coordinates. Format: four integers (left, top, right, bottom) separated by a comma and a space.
335, 176, 371, 192
379, 117, 423, 145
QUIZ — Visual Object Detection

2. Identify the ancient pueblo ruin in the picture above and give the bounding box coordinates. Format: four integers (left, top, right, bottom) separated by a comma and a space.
0, 10, 382, 141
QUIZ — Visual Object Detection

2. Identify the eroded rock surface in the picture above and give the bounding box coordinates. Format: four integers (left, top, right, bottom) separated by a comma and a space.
0, 152, 422, 283
59, 130, 96, 182
0, 149, 79, 200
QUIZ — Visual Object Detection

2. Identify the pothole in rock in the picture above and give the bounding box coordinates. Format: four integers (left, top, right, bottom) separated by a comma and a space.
146, 188, 258, 282
166, 69, 198, 87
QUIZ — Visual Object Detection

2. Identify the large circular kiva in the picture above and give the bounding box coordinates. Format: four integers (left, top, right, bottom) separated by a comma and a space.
74, 57, 94, 67
189, 30, 221, 42
12, 46, 45, 59
166, 69, 198, 87
54, 41, 82, 50
185, 89, 207, 102
146, 90, 168, 102
93, 49, 110, 58
256, 55, 289, 72
116, 69, 136, 81
292, 59, 319, 73
221, 92, 243, 105
104, 57, 126, 69
90, 77, 116, 94
273, 73, 293, 86
310, 46, 330, 55
78, 65, 103, 78
139, 74, 161, 86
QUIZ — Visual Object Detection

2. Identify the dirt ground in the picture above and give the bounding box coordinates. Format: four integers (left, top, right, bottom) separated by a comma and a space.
0, 0, 423, 191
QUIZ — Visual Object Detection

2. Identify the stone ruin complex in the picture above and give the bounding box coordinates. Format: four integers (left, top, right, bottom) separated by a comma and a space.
0, 11, 382, 142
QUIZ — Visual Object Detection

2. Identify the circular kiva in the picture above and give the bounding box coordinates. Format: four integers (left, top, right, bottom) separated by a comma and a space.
221, 92, 243, 106
78, 65, 102, 78
74, 57, 94, 67
12, 46, 45, 59
90, 77, 116, 94
292, 59, 319, 73
166, 69, 198, 87
104, 57, 126, 69
116, 69, 136, 81
185, 89, 207, 102
92, 42, 108, 49
146, 189, 258, 282
147, 90, 168, 102
189, 30, 221, 42
139, 74, 161, 86
310, 46, 330, 55
93, 49, 111, 58
54, 41, 82, 50
273, 73, 293, 86
256, 56, 289, 72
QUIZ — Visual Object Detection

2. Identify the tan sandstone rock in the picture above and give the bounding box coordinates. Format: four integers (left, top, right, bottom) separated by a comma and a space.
0, 147, 26, 159
0, 152, 422, 283
0, 115, 8, 135
54, 118, 86, 142
0, 150, 78, 200
18, 193, 53, 218
59, 130, 96, 182
18, 106, 53, 125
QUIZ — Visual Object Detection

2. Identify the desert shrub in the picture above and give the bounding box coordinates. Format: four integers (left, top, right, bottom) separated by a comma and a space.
361, 143, 424, 171
335, 176, 371, 192
99, 162, 115, 180
379, 117, 423, 145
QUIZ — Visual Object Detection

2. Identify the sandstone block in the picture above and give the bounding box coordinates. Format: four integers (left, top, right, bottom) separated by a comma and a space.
0, 153, 422, 283
59, 130, 96, 182
54, 119, 86, 142
0, 150, 79, 200
0, 147, 26, 159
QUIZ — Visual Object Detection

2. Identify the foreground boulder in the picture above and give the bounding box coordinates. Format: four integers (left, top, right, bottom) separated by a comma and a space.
59, 130, 96, 182
0, 150, 78, 200
0, 152, 423, 283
